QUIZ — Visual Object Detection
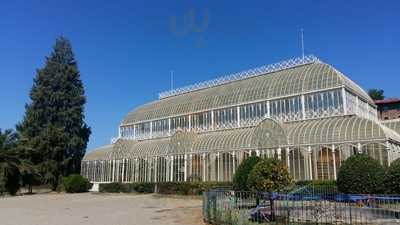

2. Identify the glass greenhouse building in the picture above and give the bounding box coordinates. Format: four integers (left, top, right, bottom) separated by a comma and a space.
81, 55, 400, 184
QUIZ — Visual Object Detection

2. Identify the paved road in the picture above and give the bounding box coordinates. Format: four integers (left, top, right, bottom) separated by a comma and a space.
0, 193, 205, 225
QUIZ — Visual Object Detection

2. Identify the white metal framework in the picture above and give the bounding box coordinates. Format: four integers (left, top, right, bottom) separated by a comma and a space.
120, 88, 375, 141
159, 55, 320, 99
82, 56, 400, 184
82, 116, 400, 183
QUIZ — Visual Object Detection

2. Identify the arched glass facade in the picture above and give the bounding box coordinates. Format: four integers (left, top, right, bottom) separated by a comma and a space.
83, 57, 400, 184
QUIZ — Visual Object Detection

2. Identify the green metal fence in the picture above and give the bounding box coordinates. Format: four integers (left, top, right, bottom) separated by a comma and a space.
203, 189, 400, 225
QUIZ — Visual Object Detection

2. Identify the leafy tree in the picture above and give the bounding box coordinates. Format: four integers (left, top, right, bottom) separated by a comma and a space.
337, 154, 384, 194
384, 158, 400, 194
17, 37, 91, 189
247, 158, 292, 192
368, 89, 385, 100
247, 158, 291, 221
232, 156, 261, 191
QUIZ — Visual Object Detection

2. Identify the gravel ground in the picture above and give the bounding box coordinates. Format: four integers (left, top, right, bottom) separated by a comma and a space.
0, 193, 205, 225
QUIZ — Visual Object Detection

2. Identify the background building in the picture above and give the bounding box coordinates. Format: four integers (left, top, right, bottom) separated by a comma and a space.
81, 56, 400, 184
375, 98, 400, 120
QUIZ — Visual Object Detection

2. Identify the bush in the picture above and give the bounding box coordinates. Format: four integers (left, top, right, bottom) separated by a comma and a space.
131, 183, 154, 193
60, 174, 91, 193
247, 158, 291, 222
384, 158, 400, 194
232, 156, 261, 191
99, 182, 127, 193
247, 158, 291, 192
337, 154, 384, 194
157, 182, 232, 195
99, 183, 154, 193
99, 182, 231, 195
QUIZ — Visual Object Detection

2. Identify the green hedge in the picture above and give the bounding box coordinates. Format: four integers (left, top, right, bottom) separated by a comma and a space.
99, 182, 154, 193
99, 182, 232, 195
157, 182, 232, 195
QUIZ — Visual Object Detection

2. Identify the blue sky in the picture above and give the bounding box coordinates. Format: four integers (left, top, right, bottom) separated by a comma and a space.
1, 0, 399, 151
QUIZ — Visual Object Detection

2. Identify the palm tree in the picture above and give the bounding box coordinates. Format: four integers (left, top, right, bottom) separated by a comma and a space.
0, 129, 22, 195
0, 129, 20, 172
0, 129, 39, 195
0, 151, 22, 195
0, 129, 18, 149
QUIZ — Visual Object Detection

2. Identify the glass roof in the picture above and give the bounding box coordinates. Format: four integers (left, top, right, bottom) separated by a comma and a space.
286, 116, 400, 146
83, 144, 113, 161
122, 62, 374, 125
192, 128, 254, 153
382, 119, 400, 135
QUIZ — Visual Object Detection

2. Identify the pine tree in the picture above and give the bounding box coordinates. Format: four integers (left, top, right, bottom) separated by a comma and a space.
17, 37, 91, 189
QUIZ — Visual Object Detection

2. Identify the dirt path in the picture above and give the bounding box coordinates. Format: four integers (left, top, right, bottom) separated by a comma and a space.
0, 193, 205, 225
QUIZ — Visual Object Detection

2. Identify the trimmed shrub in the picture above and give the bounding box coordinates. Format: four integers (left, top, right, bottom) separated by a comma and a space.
157, 182, 232, 195
99, 182, 231, 195
99, 183, 154, 193
99, 182, 127, 193
232, 156, 261, 191
337, 154, 384, 194
384, 158, 400, 194
60, 174, 91, 193
247, 158, 292, 192
131, 183, 154, 193
247, 158, 291, 222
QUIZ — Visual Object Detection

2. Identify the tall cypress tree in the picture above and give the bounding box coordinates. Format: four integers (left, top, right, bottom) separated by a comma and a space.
17, 37, 91, 188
